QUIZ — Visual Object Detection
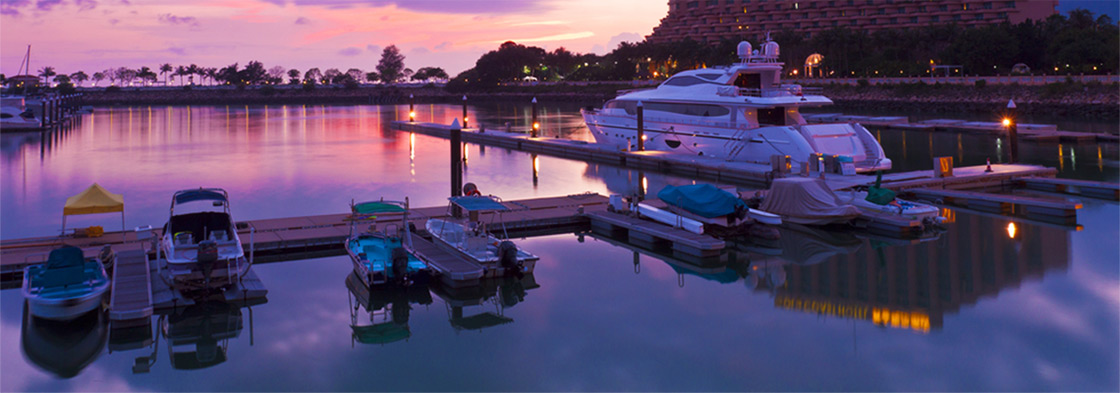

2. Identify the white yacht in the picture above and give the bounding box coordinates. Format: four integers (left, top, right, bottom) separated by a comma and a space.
581, 36, 891, 173
0, 96, 41, 131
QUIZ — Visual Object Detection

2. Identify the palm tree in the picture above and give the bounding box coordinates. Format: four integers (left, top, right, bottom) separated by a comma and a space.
38, 66, 56, 85
175, 65, 187, 86
160, 63, 172, 86
187, 64, 200, 85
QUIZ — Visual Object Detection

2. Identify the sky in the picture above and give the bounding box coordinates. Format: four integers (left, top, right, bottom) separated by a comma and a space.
0, 0, 668, 78
2, 1, 1116, 80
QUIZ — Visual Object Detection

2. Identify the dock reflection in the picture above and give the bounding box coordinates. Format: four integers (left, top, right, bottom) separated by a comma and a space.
749, 214, 1070, 332
345, 272, 433, 346
20, 303, 107, 379
431, 274, 539, 332
160, 301, 246, 370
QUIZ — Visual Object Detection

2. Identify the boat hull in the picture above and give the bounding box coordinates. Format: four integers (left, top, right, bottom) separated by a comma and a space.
582, 111, 891, 173
425, 219, 538, 278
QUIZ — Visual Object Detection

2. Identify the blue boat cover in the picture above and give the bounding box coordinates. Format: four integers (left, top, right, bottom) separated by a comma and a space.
174, 189, 228, 204
657, 184, 746, 218
449, 196, 509, 212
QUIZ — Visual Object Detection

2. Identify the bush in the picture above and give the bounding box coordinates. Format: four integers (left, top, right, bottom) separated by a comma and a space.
344, 79, 359, 90
105, 85, 121, 92
259, 85, 276, 95
857, 79, 870, 87
302, 82, 316, 91
974, 79, 987, 88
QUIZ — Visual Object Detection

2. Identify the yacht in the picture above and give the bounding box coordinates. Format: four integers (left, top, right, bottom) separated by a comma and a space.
1, 96, 41, 131
581, 36, 891, 173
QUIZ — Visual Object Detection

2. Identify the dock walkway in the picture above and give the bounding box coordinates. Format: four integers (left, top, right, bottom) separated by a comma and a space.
407, 233, 484, 288
108, 250, 153, 323
803, 113, 1119, 143
588, 210, 725, 257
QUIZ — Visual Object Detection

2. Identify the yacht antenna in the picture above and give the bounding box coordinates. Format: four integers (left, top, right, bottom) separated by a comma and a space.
18, 45, 31, 76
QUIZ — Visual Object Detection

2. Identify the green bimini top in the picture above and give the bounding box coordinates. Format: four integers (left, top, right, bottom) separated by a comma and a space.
352, 201, 407, 215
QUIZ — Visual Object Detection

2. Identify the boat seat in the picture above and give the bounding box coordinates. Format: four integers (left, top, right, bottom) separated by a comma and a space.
175, 231, 194, 245
39, 265, 88, 288
209, 230, 228, 242
362, 245, 380, 260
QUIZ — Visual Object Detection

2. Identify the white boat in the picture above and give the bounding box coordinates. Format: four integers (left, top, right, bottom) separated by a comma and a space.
581, 34, 890, 173
426, 196, 539, 278
159, 188, 251, 292
841, 189, 945, 223
1, 97, 41, 131
22, 246, 110, 321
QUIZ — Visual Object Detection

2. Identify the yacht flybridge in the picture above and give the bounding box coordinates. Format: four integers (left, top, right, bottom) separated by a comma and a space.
581, 37, 891, 173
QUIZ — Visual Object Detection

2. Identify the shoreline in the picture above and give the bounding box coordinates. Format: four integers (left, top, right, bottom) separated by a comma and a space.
74, 83, 1119, 119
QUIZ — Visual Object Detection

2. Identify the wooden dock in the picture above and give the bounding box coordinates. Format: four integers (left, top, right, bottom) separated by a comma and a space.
902, 188, 1081, 224
1017, 177, 1120, 201
804, 113, 1119, 143
108, 250, 154, 323
1, 194, 610, 286
588, 210, 726, 258
407, 233, 484, 288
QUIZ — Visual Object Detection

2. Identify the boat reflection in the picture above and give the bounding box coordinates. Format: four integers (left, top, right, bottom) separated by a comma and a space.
160, 301, 250, 370
345, 272, 433, 346
20, 302, 108, 379
585, 231, 748, 287
751, 214, 1071, 332
431, 274, 539, 332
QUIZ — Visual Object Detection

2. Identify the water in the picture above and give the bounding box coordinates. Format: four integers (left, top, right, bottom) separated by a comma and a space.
1, 104, 1117, 391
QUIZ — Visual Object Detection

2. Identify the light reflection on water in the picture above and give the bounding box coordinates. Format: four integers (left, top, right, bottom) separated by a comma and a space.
0, 104, 1116, 391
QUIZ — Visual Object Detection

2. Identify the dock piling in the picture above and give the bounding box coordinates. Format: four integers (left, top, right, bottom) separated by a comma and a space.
637, 101, 645, 151
1006, 99, 1019, 164
531, 97, 539, 138
451, 119, 463, 218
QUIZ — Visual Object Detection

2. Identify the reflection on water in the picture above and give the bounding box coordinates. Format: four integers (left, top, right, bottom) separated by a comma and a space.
432, 274, 539, 332
0, 104, 1116, 391
345, 272, 432, 346
21, 304, 107, 378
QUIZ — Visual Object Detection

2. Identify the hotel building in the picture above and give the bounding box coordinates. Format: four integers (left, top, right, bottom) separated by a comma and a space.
648, 0, 1059, 44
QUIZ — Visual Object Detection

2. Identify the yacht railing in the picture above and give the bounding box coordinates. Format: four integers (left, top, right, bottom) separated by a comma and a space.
737, 85, 823, 98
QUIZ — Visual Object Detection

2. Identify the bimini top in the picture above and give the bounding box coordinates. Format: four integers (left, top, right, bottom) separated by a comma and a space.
449, 196, 509, 212
352, 201, 407, 215
173, 188, 228, 205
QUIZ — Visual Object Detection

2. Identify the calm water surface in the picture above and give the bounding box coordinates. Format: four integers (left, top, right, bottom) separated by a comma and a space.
1, 104, 1117, 391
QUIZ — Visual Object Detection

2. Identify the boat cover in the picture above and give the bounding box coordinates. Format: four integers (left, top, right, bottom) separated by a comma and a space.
63, 184, 123, 215
759, 178, 861, 222
657, 184, 746, 218
449, 196, 509, 212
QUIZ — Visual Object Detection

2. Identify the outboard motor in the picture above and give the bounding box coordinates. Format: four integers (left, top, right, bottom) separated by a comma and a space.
497, 241, 521, 277
390, 247, 409, 283
197, 240, 219, 285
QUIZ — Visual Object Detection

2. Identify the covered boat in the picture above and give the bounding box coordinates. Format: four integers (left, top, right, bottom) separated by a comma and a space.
657, 184, 749, 227
346, 198, 431, 287
22, 246, 110, 321
426, 195, 539, 278
758, 177, 861, 225
159, 188, 250, 292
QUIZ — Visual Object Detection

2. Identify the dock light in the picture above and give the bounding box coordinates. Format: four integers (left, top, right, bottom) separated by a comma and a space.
1002, 118, 1011, 127
1006, 222, 1017, 239
409, 94, 415, 122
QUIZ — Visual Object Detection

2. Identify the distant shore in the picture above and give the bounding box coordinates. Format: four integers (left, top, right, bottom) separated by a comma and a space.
76, 82, 1119, 119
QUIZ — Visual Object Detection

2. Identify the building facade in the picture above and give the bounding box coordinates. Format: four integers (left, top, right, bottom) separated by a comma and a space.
648, 0, 1058, 44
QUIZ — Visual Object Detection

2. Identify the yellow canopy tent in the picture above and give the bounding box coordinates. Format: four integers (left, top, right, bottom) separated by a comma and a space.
62, 183, 125, 235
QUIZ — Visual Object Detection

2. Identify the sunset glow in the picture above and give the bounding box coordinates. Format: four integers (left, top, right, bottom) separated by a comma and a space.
0, 0, 666, 78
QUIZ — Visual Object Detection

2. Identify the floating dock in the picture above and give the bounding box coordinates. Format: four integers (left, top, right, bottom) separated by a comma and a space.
803, 113, 1119, 143
407, 233, 484, 288
588, 210, 725, 258
108, 250, 154, 323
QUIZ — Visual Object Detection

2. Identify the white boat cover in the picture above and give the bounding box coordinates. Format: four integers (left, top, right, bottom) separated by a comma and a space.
759, 177, 861, 224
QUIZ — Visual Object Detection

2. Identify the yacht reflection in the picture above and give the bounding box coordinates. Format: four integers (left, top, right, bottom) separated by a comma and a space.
20, 302, 108, 379
160, 301, 250, 370
751, 215, 1070, 332
345, 272, 433, 346
431, 274, 539, 332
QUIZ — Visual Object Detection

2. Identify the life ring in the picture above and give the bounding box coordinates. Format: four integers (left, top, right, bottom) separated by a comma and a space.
468, 189, 482, 196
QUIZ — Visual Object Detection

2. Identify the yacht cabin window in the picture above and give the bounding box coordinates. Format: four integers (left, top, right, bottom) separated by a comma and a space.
757, 107, 786, 125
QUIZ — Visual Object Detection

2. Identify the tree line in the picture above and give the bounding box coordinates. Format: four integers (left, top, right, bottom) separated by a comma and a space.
1, 45, 449, 93
448, 8, 1117, 91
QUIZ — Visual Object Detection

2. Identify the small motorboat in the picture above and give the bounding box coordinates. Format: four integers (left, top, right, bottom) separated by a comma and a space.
346, 198, 431, 287
159, 188, 251, 292
842, 189, 945, 223
426, 195, 539, 278
22, 246, 110, 321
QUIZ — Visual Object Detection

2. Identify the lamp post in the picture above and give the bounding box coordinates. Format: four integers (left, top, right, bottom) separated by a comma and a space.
408, 94, 415, 122
636, 101, 644, 151
531, 97, 539, 138
462, 95, 468, 128
1005, 99, 1018, 164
